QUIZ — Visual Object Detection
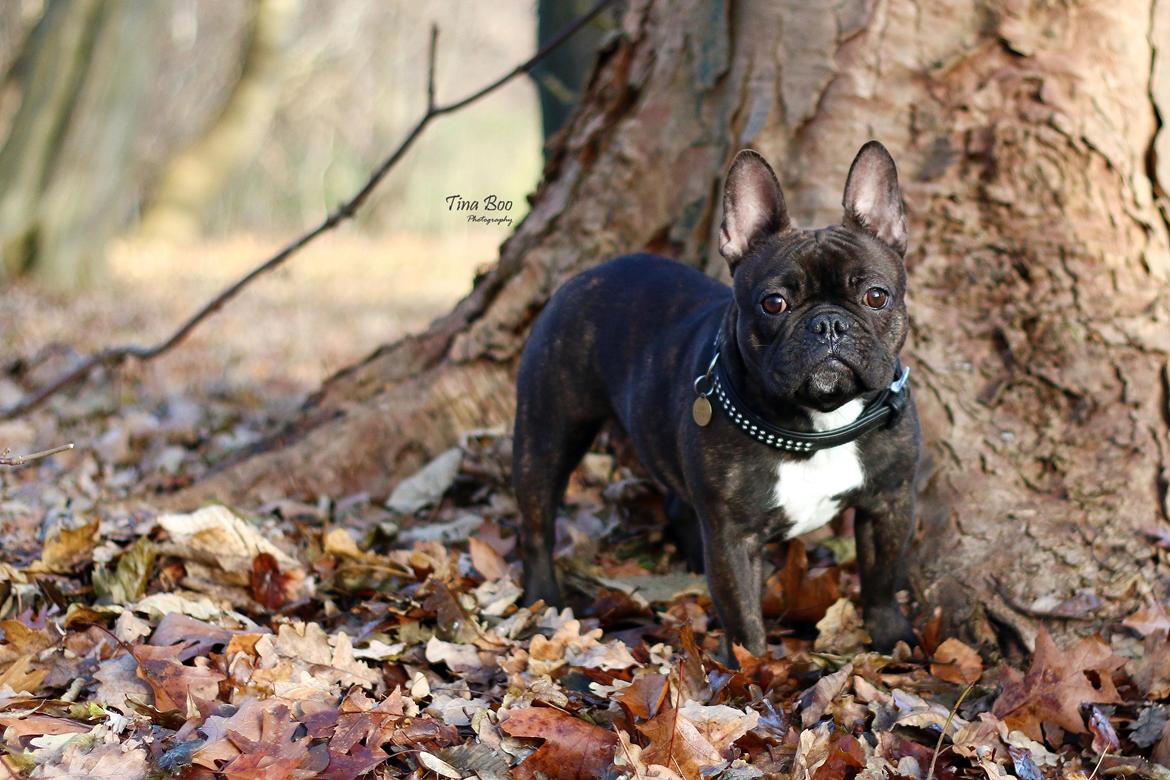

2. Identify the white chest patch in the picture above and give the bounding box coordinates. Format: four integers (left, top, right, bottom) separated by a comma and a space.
774, 399, 866, 538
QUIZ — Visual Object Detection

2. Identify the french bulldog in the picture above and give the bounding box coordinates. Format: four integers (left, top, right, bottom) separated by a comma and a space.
513, 141, 920, 655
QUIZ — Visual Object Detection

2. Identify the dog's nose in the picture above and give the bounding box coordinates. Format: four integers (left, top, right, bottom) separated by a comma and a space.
808, 312, 849, 342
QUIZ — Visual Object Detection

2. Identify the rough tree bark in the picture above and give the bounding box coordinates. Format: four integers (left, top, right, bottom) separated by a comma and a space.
173, 0, 1170, 652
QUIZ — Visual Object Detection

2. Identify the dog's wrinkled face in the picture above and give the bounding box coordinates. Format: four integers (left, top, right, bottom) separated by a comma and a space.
718, 143, 909, 412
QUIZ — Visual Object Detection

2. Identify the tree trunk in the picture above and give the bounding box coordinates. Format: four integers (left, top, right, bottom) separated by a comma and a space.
0, 0, 168, 289
172, 0, 1170, 652
136, 0, 299, 242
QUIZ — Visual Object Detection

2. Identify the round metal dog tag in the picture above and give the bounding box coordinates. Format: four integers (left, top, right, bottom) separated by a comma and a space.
692, 395, 713, 427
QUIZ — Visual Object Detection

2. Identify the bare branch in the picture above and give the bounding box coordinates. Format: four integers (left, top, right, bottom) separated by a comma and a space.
426, 23, 438, 111
0, 442, 74, 467
0, 0, 617, 421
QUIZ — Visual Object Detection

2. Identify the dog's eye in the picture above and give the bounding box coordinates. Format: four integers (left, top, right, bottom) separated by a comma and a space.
864, 288, 889, 309
760, 294, 787, 315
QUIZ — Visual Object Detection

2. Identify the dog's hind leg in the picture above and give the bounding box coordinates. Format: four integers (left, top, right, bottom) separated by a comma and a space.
512, 372, 606, 608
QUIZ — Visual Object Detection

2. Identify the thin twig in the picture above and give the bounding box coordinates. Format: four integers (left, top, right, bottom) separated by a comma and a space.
926, 682, 975, 780
426, 24, 438, 112
0, 0, 616, 421
1087, 750, 1109, 780
0, 443, 74, 467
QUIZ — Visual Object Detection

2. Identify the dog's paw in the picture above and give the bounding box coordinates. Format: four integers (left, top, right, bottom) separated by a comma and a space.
521, 573, 563, 609
865, 607, 915, 652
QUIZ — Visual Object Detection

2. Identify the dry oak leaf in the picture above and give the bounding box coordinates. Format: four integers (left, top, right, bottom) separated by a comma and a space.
130, 644, 225, 716
992, 629, 1124, 740
221, 701, 319, 779
0, 654, 47, 695
1130, 632, 1170, 699
500, 706, 618, 780
528, 617, 637, 675
159, 505, 300, 571
801, 663, 853, 728
812, 732, 867, 780
0, 618, 56, 666
1123, 602, 1170, 637
37, 740, 149, 779
638, 702, 759, 780
613, 728, 686, 780
931, 638, 984, 685
815, 598, 871, 655
0, 714, 90, 742
763, 540, 841, 624
469, 536, 510, 581
793, 721, 834, 780
615, 672, 669, 720
38, 519, 99, 574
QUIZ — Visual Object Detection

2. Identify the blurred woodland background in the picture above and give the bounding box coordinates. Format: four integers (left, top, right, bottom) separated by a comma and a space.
0, 0, 594, 394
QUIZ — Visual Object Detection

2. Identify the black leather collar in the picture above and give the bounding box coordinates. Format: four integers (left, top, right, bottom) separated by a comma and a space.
694, 345, 910, 453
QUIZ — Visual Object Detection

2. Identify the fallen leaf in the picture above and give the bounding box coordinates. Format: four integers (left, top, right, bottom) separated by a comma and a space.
38, 741, 149, 779
793, 722, 833, 780
992, 629, 1124, 740
1131, 706, 1168, 749
250, 552, 292, 610
1129, 632, 1170, 699
615, 673, 669, 720
1007, 747, 1043, 780
40, 520, 99, 573
430, 743, 510, 780
1154, 719, 1170, 768
0, 714, 90, 741
812, 732, 866, 780
500, 706, 617, 780
132, 592, 222, 621
158, 506, 301, 583
763, 541, 840, 624
0, 654, 47, 694
418, 751, 461, 778
386, 448, 462, 513
612, 728, 686, 780
815, 598, 870, 655
221, 701, 317, 779
130, 644, 225, 716
469, 536, 509, 581
638, 704, 722, 779
93, 653, 154, 712
931, 637, 983, 685
1123, 603, 1170, 637
801, 664, 853, 728
426, 637, 486, 675
150, 612, 241, 659
675, 702, 758, 753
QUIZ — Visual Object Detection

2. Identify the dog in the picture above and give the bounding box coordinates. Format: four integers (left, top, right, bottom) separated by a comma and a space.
512, 141, 920, 655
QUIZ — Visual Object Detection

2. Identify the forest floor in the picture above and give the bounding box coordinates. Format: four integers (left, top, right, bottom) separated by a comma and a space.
0, 234, 1169, 778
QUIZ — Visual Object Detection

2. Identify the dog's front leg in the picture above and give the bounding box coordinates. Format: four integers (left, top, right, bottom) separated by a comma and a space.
700, 518, 766, 656
854, 482, 916, 651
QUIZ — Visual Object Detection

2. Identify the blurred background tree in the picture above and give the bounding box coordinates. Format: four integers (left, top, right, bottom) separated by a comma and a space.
0, 0, 546, 289
531, 0, 606, 154
0, 0, 167, 288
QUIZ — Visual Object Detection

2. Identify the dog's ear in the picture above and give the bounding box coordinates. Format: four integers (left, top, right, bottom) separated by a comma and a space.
842, 141, 908, 256
719, 150, 789, 272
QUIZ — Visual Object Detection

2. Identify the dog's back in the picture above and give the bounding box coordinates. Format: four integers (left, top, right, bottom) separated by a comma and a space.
512, 253, 725, 606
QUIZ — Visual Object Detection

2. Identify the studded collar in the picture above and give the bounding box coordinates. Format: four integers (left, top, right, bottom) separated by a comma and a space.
692, 339, 910, 453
